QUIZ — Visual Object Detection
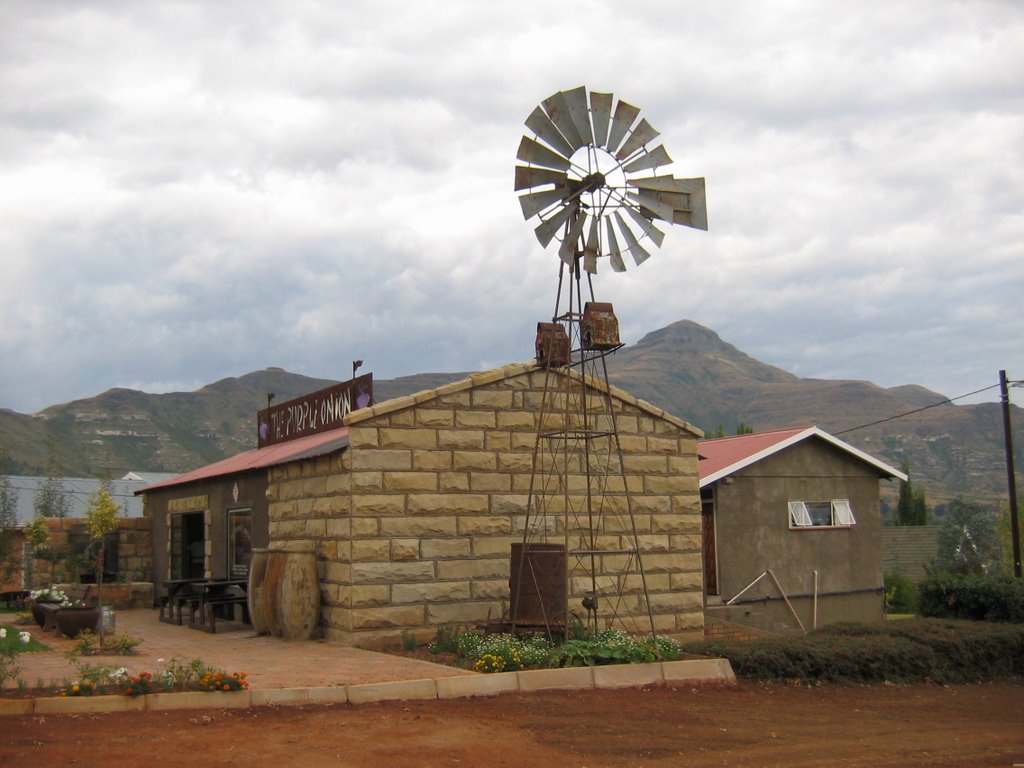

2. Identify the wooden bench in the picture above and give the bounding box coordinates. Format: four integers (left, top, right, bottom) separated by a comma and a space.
1, 590, 29, 610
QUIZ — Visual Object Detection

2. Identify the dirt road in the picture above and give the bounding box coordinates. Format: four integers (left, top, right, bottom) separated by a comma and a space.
1, 681, 1022, 767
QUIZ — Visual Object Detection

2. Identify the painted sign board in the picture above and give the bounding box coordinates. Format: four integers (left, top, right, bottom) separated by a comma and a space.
256, 374, 373, 447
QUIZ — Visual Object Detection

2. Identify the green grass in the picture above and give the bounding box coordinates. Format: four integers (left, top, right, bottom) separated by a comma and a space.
0, 623, 50, 653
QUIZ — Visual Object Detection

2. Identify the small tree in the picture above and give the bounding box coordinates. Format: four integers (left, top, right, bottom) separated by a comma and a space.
85, 486, 121, 644
23, 514, 51, 589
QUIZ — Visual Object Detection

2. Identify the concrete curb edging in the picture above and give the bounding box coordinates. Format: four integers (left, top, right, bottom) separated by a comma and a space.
0, 658, 735, 716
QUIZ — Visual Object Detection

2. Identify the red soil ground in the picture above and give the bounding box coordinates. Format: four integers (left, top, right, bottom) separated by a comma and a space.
2, 681, 1022, 767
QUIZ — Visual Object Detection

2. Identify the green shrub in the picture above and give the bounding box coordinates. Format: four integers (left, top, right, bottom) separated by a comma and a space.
681, 618, 1024, 684
919, 573, 1024, 622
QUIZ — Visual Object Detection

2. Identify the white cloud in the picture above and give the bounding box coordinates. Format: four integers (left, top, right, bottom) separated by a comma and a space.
1, 0, 1022, 414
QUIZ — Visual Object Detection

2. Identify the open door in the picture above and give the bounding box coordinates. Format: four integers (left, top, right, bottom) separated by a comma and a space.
701, 488, 718, 596
171, 512, 206, 580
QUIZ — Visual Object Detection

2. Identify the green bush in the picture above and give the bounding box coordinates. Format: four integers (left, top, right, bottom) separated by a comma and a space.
919, 573, 1024, 622
681, 618, 1024, 684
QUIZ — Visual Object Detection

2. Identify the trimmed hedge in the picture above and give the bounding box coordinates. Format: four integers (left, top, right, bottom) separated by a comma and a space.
681, 619, 1024, 684
918, 573, 1024, 622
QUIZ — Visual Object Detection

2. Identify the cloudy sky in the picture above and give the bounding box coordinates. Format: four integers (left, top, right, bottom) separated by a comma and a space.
2, 0, 1022, 415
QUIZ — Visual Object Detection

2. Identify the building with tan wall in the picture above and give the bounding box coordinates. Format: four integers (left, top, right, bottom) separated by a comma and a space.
143, 362, 705, 648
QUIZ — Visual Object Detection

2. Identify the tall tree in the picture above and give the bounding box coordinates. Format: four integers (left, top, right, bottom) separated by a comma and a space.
896, 459, 928, 525
0, 448, 19, 580
34, 436, 70, 518
935, 497, 1000, 574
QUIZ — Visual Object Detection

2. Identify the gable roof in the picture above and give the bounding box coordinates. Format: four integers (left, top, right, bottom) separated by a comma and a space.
138, 427, 349, 495
698, 425, 907, 487
137, 361, 704, 497
345, 361, 703, 437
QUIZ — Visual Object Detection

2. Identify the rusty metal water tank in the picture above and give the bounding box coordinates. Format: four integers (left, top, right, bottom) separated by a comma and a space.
581, 302, 620, 350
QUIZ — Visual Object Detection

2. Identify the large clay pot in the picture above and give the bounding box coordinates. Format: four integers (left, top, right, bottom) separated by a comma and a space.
250, 548, 319, 639
276, 550, 319, 641
56, 606, 102, 638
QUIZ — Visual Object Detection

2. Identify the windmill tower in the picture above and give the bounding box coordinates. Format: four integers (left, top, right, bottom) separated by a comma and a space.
511, 86, 707, 640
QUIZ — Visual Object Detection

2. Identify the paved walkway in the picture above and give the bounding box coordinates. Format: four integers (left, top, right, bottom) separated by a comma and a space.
7, 609, 475, 693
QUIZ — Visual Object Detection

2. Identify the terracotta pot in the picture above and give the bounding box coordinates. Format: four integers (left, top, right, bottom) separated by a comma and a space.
250, 549, 319, 639
56, 606, 102, 638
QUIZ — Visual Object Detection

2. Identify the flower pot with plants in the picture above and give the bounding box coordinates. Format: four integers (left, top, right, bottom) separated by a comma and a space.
56, 604, 103, 637
28, 588, 68, 628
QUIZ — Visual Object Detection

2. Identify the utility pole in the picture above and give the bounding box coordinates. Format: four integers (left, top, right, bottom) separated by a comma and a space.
1000, 370, 1021, 578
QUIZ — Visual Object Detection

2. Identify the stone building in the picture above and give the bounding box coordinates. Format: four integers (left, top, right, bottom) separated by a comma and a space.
143, 362, 705, 647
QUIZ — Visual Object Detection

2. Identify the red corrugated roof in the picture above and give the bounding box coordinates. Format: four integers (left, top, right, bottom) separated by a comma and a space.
698, 425, 905, 486
137, 427, 349, 494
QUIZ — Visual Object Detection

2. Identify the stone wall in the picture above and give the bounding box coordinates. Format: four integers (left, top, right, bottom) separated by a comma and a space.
25, 517, 153, 588
266, 363, 705, 648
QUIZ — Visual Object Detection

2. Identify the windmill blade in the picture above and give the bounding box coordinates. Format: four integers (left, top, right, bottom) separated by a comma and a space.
519, 188, 567, 220
622, 204, 666, 247
605, 217, 626, 272
563, 85, 593, 148
622, 144, 673, 173
558, 210, 588, 265
515, 165, 568, 191
542, 90, 585, 152
589, 91, 613, 148
534, 203, 576, 247
517, 136, 572, 171
583, 216, 601, 273
613, 211, 652, 266
615, 118, 660, 161
525, 106, 575, 158
606, 99, 640, 155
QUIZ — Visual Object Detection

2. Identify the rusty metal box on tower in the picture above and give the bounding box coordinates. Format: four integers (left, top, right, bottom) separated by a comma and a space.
535, 322, 569, 368
581, 302, 620, 350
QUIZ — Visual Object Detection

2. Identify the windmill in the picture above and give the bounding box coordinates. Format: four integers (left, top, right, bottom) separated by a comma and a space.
510, 86, 707, 641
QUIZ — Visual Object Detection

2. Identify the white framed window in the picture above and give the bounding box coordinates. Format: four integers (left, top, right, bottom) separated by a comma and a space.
789, 499, 856, 528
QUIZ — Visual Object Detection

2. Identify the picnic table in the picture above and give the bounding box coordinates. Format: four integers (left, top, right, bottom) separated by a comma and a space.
160, 577, 250, 632
187, 578, 249, 633
158, 578, 204, 625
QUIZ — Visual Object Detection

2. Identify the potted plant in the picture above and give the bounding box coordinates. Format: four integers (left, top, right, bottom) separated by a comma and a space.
55, 596, 102, 637
28, 586, 67, 628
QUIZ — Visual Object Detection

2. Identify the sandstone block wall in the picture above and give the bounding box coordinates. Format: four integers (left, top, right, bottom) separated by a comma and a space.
266, 363, 705, 648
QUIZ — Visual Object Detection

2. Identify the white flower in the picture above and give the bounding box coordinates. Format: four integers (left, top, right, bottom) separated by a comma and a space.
19, 631, 31, 644
0, 628, 7, 639
157, 658, 165, 664
108, 667, 129, 681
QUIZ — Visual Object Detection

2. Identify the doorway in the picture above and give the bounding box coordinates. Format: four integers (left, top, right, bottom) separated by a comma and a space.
171, 512, 206, 580
701, 488, 718, 596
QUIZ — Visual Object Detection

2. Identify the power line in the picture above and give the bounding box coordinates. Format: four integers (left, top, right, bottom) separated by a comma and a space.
835, 381, 1009, 436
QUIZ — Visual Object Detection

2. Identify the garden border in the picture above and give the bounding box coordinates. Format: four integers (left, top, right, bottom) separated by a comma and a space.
0, 657, 734, 715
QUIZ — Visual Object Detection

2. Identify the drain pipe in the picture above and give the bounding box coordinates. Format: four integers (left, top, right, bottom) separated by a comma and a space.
812, 570, 819, 630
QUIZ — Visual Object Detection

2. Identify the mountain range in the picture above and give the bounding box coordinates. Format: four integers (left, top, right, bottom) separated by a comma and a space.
1, 319, 1019, 508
